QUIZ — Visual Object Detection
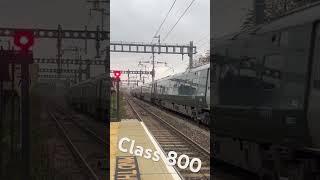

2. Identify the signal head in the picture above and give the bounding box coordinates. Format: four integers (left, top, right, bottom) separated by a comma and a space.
113, 70, 121, 79
14, 30, 34, 52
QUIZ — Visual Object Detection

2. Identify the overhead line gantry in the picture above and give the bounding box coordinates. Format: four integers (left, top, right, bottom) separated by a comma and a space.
34, 58, 107, 65
110, 70, 151, 85
0, 26, 109, 79
109, 40, 196, 89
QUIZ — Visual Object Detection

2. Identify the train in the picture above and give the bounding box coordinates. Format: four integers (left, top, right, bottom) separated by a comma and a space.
66, 73, 110, 123
212, 2, 320, 180
131, 63, 210, 125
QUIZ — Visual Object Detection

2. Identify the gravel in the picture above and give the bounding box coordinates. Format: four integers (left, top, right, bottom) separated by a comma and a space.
134, 97, 210, 152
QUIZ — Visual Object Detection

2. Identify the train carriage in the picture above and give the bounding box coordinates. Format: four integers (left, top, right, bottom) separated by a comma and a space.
212, 2, 320, 179
67, 73, 110, 123
141, 83, 152, 102
131, 63, 210, 125
153, 64, 210, 124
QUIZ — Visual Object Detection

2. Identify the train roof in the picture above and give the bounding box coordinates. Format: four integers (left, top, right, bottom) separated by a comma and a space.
189, 63, 210, 72
156, 63, 210, 82
259, 1, 320, 33
215, 1, 320, 43
130, 63, 210, 90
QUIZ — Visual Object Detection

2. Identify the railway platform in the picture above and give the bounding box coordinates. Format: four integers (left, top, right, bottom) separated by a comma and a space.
110, 119, 182, 180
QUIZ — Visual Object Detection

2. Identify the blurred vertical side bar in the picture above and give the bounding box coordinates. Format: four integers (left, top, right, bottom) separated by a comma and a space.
106, 0, 111, 176
255, 0, 265, 25
210, 0, 214, 179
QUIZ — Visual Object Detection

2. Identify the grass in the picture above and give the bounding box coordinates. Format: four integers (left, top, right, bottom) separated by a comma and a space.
110, 91, 127, 121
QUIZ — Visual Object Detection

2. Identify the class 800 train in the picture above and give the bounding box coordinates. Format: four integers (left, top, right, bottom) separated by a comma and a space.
213, 2, 320, 179
131, 64, 210, 125
66, 73, 111, 123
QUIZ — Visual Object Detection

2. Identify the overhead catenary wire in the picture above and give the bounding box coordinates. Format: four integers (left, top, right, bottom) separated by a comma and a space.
196, 39, 210, 55
195, 33, 210, 45
197, 39, 210, 49
140, 0, 196, 80
162, 0, 196, 42
139, 1, 178, 77
151, 0, 178, 43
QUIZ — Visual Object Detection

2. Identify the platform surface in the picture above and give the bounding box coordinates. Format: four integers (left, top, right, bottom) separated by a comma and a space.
110, 119, 181, 180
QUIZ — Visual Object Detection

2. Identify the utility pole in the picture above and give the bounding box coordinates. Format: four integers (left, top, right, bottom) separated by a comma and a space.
151, 35, 160, 100
116, 78, 120, 121
78, 63, 82, 82
127, 69, 130, 86
152, 53, 155, 85
188, 41, 194, 69
151, 36, 159, 85
86, 62, 91, 79
113, 71, 121, 121
57, 24, 62, 77
87, 0, 108, 31
84, 25, 88, 55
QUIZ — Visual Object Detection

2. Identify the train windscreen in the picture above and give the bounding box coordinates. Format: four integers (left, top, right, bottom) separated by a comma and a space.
218, 57, 276, 107
218, 54, 308, 109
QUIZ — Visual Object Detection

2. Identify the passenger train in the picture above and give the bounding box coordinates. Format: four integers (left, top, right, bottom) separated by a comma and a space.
213, 2, 320, 179
67, 73, 110, 123
131, 64, 210, 125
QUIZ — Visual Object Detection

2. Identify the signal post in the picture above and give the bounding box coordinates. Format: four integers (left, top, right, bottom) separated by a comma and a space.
0, 30, 34, 180
113, 71, 121, 121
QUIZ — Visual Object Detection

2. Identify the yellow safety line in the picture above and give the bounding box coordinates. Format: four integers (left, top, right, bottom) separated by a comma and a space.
110, 122, 120, 179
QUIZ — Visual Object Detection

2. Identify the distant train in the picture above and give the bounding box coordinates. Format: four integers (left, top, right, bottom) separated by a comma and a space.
67, 73, 110, 123
131, 64, 210, 125
213, 3, 320, 180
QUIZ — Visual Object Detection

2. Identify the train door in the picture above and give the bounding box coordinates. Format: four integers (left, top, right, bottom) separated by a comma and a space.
307, 22, 320, 148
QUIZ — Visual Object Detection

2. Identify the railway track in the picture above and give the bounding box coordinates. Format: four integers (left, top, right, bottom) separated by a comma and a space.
127, 97, 210, 180
48, 106, 108, 180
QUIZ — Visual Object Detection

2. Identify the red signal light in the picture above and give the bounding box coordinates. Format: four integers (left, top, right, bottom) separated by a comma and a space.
14, 31, 34, 52
114, 71, 121, 78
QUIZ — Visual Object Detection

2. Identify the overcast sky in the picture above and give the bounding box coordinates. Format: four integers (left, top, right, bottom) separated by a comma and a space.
0, 0, 254, 83
111, 0, 210, 84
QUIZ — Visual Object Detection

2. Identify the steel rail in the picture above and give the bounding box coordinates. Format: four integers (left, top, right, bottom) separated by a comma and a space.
126, 97, 210, 179
49, 111, 100, 180
131, 97, 210, 156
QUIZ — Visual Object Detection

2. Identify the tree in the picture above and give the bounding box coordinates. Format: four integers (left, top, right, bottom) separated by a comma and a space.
193, 51, 210, 68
